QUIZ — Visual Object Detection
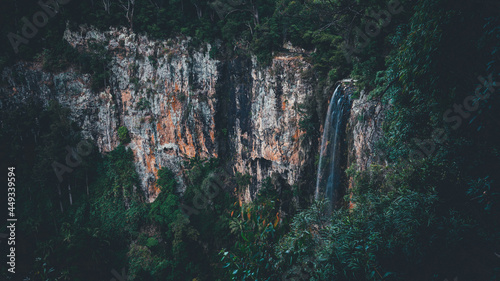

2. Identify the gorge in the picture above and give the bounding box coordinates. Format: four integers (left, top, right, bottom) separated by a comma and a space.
1, 1, 499, 280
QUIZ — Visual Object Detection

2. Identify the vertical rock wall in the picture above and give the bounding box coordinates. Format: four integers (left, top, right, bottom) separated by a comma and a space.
220, 55, 313, 200
0, 26, 315, 202
346, 90, 387, 173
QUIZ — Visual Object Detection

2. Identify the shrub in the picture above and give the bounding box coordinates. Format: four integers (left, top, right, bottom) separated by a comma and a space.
136, 97, 151, 111
118, 126, 131, 144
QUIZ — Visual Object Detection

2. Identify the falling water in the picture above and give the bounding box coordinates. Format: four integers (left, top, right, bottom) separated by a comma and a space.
315, 85, 349, 206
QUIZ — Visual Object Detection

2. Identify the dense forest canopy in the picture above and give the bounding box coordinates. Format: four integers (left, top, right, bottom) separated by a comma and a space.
1, 0, 499, 280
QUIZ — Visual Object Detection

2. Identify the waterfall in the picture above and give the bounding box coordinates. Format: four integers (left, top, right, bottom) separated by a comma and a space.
315, 85, 350, 206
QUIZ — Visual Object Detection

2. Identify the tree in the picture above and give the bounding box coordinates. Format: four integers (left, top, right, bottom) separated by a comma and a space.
118, 0, 136, 29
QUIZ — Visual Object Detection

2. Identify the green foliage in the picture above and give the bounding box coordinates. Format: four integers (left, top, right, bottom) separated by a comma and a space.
136, 97, 151, 111
156, 167, 177, 193
146, 237, 159, 248
149, 177, 181, 227
144, 171, 203, 281
275, 165, 495, 280
467, 176, 498, 214
219, 173, 296, 280
0, 100, 148, 279
118, 126, 131, 144
42, 41, 111, 91
148, 55, 158, 68
221, 198, 283, 280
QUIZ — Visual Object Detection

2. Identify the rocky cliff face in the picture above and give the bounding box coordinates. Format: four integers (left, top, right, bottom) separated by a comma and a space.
0, 26, 314, 202
347, 90, 387, 172
217, 54, 313, 201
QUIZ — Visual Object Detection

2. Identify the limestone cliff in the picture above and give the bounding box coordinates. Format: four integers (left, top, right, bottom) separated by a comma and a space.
0, 26, 314, 202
